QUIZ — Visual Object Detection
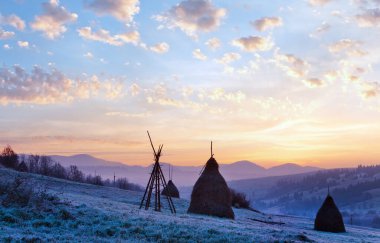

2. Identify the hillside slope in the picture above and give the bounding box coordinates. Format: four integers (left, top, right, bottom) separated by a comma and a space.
229, 166, 380, 229
1, 168, 379, 242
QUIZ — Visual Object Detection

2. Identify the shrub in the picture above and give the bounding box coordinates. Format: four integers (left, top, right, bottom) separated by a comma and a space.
59, 209, 75, 220
230, 189, 251, 209
0, 176, 62, 210
1, 177, 33, 207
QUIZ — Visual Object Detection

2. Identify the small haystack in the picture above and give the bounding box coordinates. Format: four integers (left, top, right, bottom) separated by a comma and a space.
187, 142, 234, 219
162, 180, 180, 198
314, 191, 346, 233
162, 165, 180, 198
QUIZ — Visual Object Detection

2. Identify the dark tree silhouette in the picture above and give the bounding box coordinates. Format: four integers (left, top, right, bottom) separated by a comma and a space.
0, 145, 19, 169
68, 165, 84, 182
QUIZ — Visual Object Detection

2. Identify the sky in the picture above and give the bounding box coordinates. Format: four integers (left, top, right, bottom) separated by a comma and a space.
1, 0, 380, 168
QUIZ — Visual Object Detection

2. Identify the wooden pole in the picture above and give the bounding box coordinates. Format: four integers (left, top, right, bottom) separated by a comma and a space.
139, 132, 175, 213
211, 141, 213, 157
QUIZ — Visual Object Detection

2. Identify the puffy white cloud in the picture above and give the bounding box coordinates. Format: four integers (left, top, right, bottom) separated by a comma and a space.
17, 41, 29, 48
216, 52, 241, 65
361, 82, 380, 98
86, 0, 139, 23
303, 78, 325, 88
356, 8, 380, 27
205, 37, 221, 50
308, 0, 333, 6
150, 42, 170, 53
274, 52, 310, 78
154, 0, 226, 37
232, 36, 273, 52
115, 31, 140, 45
3, 44, 10, 49
0, 65, 125, 105
252, 17, 283, 32
0, 14, 25, 30
206, 88, 246, 103
30, 0, 78, 39
78, 27, 122, 46
0, 29, 14, 39
78, 27, 139, 46
192, 48, 207, 60
328, 39, 367, 57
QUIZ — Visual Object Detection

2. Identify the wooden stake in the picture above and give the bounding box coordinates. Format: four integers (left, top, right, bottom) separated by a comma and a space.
139, 131, 176, 214
211, 141, 213, 157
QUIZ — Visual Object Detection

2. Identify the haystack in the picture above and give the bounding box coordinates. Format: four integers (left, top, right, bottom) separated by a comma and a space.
187, 156, 234, 219
162, 180, 180, 198
314, 193, 346, 233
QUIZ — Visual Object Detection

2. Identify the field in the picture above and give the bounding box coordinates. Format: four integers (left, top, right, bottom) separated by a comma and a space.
1, 168, 379, 242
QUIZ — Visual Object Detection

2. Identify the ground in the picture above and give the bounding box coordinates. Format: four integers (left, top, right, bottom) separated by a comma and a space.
0, 168, 379, 242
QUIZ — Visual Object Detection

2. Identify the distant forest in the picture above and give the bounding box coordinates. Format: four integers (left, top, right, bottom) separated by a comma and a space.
270, 165, 380, 206
0, 145, 143, 192
255, 165, 380, 228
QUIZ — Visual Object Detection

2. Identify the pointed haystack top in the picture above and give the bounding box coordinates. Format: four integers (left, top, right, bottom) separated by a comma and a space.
204, 156, 219, 171
314, 192, 346, 233
162, 179, 180, 198
187, 142, 234, 219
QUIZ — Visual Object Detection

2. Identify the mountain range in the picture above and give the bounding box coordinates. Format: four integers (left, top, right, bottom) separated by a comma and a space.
50, 154, 321, 187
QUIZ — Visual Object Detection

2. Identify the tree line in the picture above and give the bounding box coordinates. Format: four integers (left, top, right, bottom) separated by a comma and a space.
0, 145, 143, 192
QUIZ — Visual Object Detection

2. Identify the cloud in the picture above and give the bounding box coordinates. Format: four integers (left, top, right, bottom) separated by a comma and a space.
130, 83, 141, 96
86, 0, 139, 23
3, 44, 10, 49
30, 0, 78, 39
193, 49, 207, 60
84, 52, 94, 58
115, 31, 140, 45
356, 8, 380, 27
0, 14, 25, 30
17, 41, 29, 48
303, 78, 325, 88
308, 0, 333, 6
0, 65, 125, 105
328, 39, 367, 57
0, 29, 14, 39
309, 22, 330, 38
274, 52, 309, 78
78, 27, 139, 46
150, 42, 170, 53
105, 111, 151, 118
361, 82, 380, 98
78, 27, 122, 45
232, 36, 273, 52
205, 37, 221, 50
251, 17, 283, 31
154, 0, 226, 37
216, 52, 241, 65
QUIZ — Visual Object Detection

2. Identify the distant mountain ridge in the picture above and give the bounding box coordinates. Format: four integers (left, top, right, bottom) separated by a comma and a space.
49, 154, 321, 187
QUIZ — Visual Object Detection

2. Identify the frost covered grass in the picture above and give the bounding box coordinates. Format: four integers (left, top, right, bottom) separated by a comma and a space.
1, 168, 379, 242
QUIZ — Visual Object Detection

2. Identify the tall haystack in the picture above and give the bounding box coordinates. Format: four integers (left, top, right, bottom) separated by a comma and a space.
314, 191, 346, 233
162, 180, 180, 198
187, 142, 234, 219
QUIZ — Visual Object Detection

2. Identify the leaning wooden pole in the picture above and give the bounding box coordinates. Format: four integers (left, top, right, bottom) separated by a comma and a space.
139, 131, 176, 214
